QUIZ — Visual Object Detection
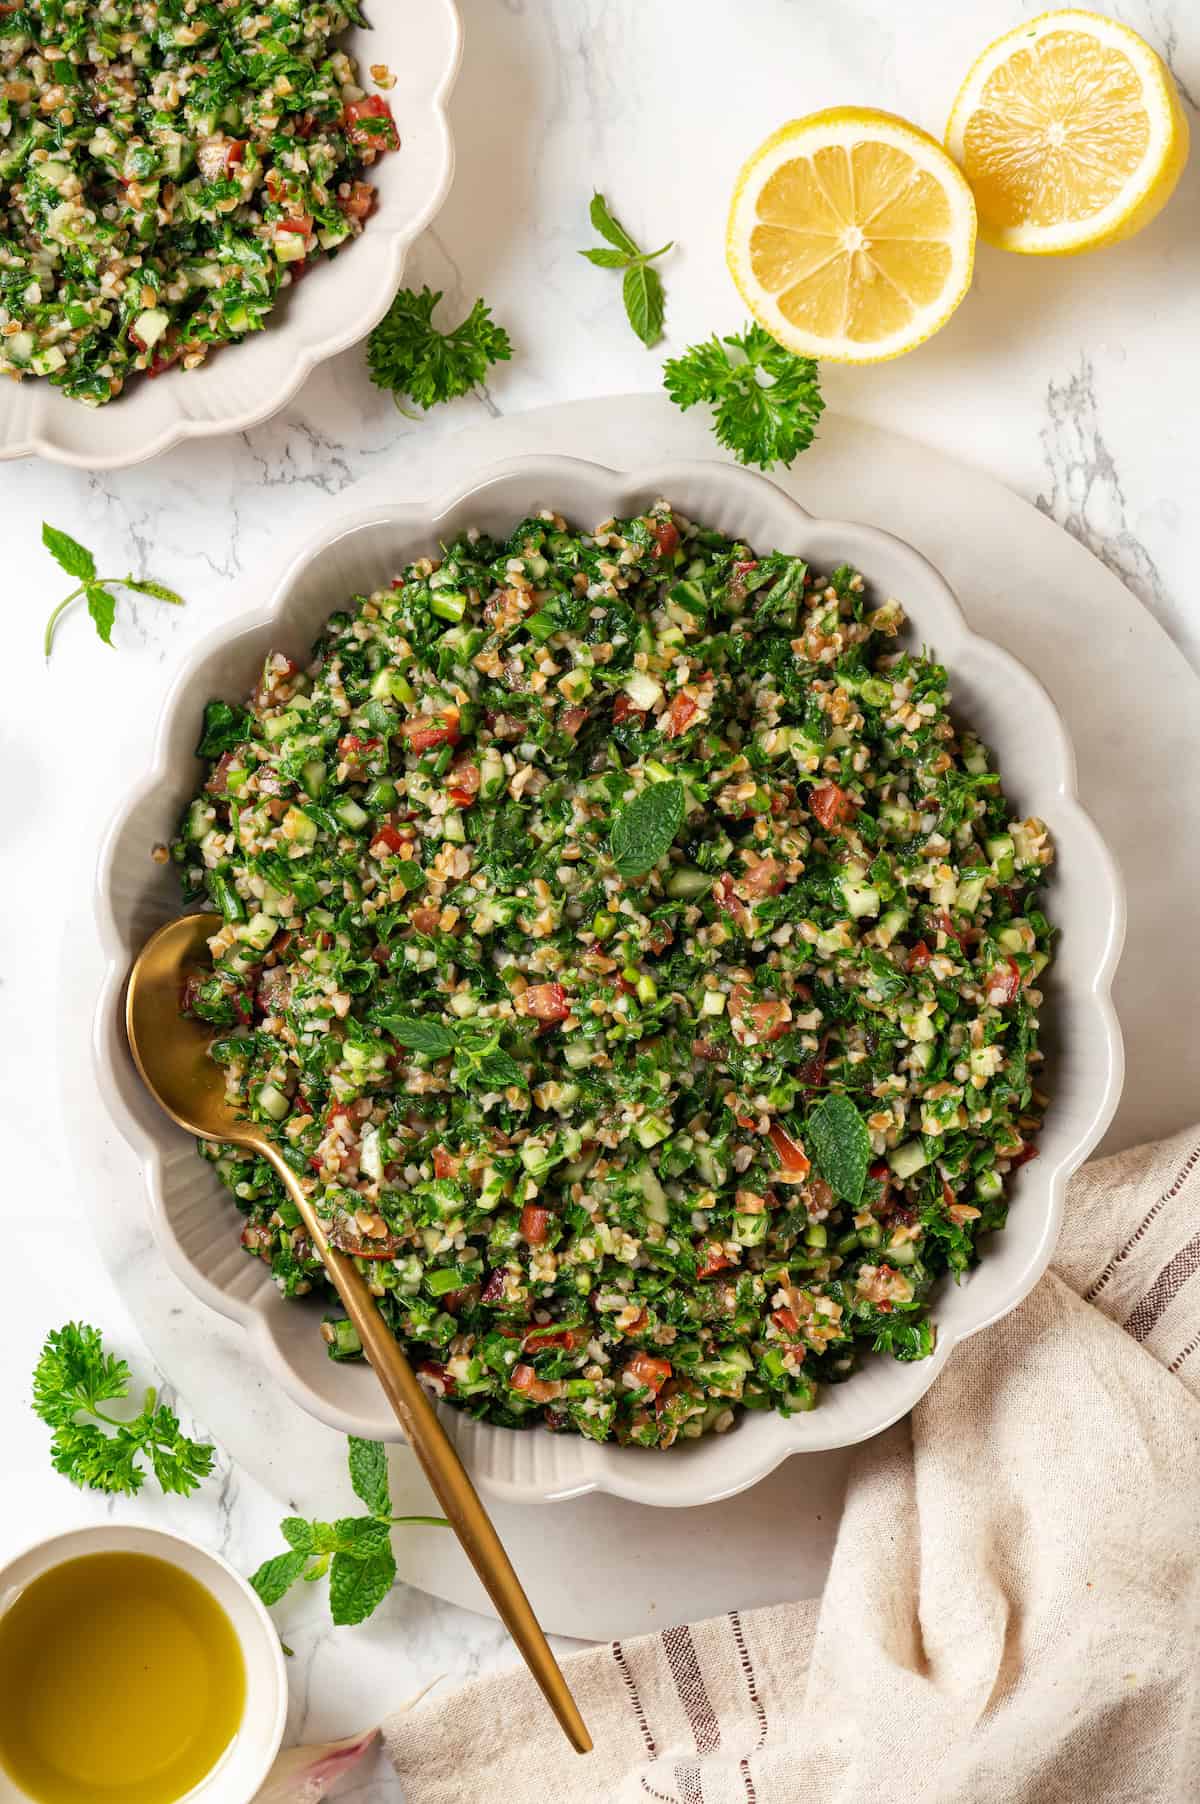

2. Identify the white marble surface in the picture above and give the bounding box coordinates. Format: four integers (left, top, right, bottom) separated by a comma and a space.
2, 2, 1199, 1796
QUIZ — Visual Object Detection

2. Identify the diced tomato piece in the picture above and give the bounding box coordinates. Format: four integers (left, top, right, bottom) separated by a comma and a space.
146, 344, 181, 378
516, 982, 569, 1024
907, 940, 932, 972
339, 733, 380, 755
809, 781, 857, 831
340, 179, 376, 221
226, 139, 246, 170
520, 1204, 553, 1245
772, 1306, 801, 1337
735, 854, 785, 899
410, 905, 440, 934
941, 1176, 957, 1209
652, 519, 680, 559
713, 872, 751, 932
768, 1122, 810, 1179
399, 707, 460, 752
343, 93, 399, 152
433, 1149, 462, 1179
559, 705, 589, 738
618, 1308, 648, 1337
511, 1363, 563, 1403
987, 957, 1022, 1007
522, 1325, 578, 1354
797, 1032, 830, 1090
417, 1360, 456, 1398
479, 1269, 507, 1305
733, 559, 759, 576
729, 984, 791, 1045
1011, 1142, 1040, 1169
612, 692, 645, 726
369, 823, 408, 857
205, 749, 244, 795
276, 214, 313, 237
446, 758, 480, 807
661, 690, 699, 737
625, 1352, 672, 1394
696, 1245, 734, 1280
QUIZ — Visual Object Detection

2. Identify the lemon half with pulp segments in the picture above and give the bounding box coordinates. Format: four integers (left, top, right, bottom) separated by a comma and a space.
946, 9, 1189, 254
726, 108, 977, 365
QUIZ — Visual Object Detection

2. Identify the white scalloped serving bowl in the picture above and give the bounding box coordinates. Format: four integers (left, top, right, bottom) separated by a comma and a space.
0, 0, 461, 469
93, 455, 1125, 1508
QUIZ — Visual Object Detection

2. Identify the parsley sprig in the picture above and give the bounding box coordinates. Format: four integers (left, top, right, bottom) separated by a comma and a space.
366, 286, 512, 414
580, 192, 672, 347
251, 1437, 446, 1627
42, 523, 184, 659
33, 1323, 214, 1497
663, 324, 824, 469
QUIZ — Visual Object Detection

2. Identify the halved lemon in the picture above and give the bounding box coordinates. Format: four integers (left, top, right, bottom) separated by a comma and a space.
726, 108, 977, 364
946, 10, 1189, 254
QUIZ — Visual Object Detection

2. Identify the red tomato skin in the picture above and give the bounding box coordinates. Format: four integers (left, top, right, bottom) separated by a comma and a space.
520, 1204, 552, 1245
810, 782, 856, 830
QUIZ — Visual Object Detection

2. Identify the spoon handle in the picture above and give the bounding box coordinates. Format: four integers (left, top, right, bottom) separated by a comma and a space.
258, 1142, 591, 1755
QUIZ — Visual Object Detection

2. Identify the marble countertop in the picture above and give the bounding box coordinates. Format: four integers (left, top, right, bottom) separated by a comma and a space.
2, 1, 1197, 1796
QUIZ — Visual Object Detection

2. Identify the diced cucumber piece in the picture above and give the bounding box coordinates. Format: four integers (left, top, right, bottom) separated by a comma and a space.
257, 1083, 290, 1121
666, 866, 711, 899
301, 759, 326, 798
700, 989, 726, 1017
623, 670, 663, 711
31, 345, 67, 376
840, 874, 881, 919
888, 1139, 929, 1179
237, 911, 277, 952
334, 797, 369, 831
133, 306, 170, 349
974, 1167, 1004, 1202
282, 806, 317, 844
956, 873, 987, 915
634, 1115, 671, 1149
733, 1212, 768, 1247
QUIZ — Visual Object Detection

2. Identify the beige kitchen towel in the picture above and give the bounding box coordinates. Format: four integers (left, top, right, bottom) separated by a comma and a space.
384, 1128, 1200, 1804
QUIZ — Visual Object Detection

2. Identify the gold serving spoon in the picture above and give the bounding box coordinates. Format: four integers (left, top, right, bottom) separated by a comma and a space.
125, 911, 591, 1755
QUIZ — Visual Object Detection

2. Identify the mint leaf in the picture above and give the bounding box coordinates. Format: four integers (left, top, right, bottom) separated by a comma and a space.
580, 246, 630, 269
329, 1544, 397, 1627
588, 191, 640, 258
472, 1049, 528, 1091
347, 1436, 390, 1516
806, 1093, 871, 1208
251, 1549, 309, 1607
610, 779, 686, 879
375, 1015, 455, 1058
86, 584, 116, 646
281, 1516, 316, 1553
623, 262, 665, 348
42, 522, 95, 582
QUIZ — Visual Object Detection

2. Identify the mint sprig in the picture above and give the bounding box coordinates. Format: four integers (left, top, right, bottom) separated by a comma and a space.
41, 522, 184, 658
580, 192, 672, 347
250, 1437, 446, 1628
806, 1094, 871, 1207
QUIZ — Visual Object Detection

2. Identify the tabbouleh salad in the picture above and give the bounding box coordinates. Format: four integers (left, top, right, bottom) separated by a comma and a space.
172, 501, 1054, 1448
0, 1, 395, 404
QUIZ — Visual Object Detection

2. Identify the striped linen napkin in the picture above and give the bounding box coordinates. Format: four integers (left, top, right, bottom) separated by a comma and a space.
384, 1128, 1200, 1804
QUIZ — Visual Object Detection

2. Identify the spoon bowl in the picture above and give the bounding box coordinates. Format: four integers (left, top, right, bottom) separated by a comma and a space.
125, 911, 591, 1755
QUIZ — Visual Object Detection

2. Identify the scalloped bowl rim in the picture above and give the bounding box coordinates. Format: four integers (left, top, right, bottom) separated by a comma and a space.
0, 0, 462, 468
91, 454, 1125, 1508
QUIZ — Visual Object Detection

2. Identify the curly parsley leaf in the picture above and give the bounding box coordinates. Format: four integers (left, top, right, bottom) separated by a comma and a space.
250, 1437, 446, 1628
663, 324, 824, 469
611, 779, 687, 878
806, 1093, 871, 1208
366, 287, 512, 413
41, 523, 186, 659
580, 192, 672, 347
196, 700, 253, 759
32, 1322, 214, 1497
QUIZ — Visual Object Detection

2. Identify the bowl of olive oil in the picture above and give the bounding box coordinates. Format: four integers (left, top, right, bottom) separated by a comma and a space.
0, 1525, 287, 1804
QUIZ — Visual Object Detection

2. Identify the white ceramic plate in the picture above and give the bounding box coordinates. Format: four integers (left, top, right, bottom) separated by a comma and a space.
93, 455, 1125, 1508
0, 0, 461, 469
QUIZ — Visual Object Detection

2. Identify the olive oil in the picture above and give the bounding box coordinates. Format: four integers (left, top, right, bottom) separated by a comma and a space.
0, 1551, 246, 1804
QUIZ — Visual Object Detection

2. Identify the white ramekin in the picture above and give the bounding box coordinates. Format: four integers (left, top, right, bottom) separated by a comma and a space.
0, 1524, 287, 1804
